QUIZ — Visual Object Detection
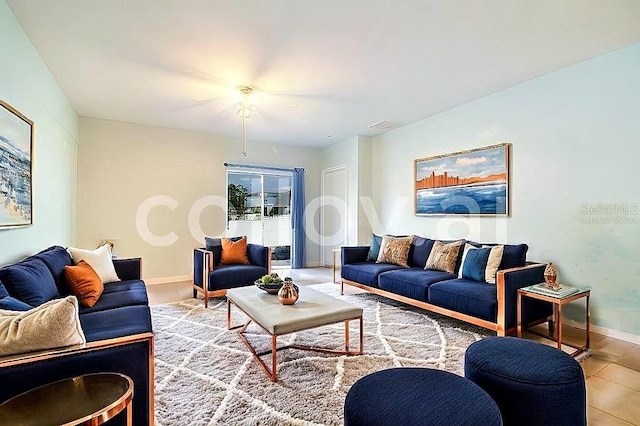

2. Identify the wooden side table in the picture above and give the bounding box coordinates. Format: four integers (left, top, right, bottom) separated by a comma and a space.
517, 286, 590, 357
0, 372, 134, 425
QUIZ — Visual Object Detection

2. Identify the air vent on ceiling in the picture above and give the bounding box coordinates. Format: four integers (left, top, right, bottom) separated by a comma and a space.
368, 120, 400, 130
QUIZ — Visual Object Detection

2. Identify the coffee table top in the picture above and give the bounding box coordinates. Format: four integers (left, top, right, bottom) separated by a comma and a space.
0, 372, 133, 425
227, 286, 362, 335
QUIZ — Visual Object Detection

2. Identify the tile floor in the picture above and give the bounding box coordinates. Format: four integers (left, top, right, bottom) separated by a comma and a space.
147, 267, 640, 425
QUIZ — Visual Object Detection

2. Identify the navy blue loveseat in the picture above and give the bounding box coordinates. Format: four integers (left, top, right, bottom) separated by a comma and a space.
0, 246, 153, 426
341, 237, 551, 336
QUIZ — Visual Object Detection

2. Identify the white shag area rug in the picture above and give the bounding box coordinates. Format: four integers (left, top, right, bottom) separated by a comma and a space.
151, 283, 491, 426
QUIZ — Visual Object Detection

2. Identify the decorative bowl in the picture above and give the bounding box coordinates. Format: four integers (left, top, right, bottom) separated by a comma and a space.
255, 280, 299, 294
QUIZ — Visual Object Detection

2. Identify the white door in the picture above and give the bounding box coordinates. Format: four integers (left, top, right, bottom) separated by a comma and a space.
321, 166, 348, 267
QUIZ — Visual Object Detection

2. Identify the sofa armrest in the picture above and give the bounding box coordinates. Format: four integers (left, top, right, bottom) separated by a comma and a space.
247, 244, 271, 271
342, 246, 370, 265
113, 257, 142, 281
193, 248, 213, 288
496, 263, 549, 335
0, 333, 154, 425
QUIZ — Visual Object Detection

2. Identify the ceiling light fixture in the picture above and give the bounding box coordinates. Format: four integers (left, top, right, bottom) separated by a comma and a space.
235, 85, 257, 156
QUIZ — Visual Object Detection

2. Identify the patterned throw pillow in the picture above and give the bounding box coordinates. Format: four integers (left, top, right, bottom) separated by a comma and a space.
376, 235, 413, 268
424, 240, 464, 273
220, 236, 251, 265
458, 244, 504, 284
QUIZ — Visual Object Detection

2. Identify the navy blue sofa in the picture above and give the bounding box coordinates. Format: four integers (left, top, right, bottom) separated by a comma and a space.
341, 237, 551, 336
0, 246, 153, 426
193, 239, 270, 307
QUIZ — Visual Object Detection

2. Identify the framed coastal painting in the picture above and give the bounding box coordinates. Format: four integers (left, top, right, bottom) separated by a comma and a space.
0, 100, 33, 228
415, 143, 511, 216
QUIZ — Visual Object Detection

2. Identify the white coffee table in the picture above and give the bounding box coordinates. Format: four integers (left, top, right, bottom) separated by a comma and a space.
227, 286, 364, 382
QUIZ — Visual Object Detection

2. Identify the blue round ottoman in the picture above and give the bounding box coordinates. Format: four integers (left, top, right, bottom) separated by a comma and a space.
465, 337, 586, 426
344, 368, 503, 426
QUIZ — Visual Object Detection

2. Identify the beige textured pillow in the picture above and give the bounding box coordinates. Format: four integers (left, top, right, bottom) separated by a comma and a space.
68, 244, 120, 284
424, 240, 464, 273
376, 235, 413, 268
0, 296, 86, 356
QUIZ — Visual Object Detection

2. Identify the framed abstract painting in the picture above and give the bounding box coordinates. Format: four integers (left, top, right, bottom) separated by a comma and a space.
0, 100, 33, 228
415, 143, 511, 216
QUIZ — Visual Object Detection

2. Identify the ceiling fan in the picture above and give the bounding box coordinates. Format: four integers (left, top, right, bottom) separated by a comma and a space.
235, 85, 257, 157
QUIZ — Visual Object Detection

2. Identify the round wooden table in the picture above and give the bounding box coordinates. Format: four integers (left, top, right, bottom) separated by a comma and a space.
0, 373, 133, 425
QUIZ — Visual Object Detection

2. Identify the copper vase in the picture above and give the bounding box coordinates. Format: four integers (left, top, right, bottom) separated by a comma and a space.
544, 263, 558, 287
278, 281, 299, 305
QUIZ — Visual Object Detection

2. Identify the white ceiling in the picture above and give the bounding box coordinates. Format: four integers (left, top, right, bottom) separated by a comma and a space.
7, 0, 640, 147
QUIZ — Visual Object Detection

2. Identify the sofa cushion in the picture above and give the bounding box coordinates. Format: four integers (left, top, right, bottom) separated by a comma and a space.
342, 263, 404, 288
499, 244, 528, 269
366, 234, 383, 262
428, 279, 497, 322
80, 280, 148, 314
471, 242, 528, 270
409, 237, 435, 268
459, 244, 504, 284
80, 305, 153, 342
64, 260, 104, 308
378, 269, 457, 302
32, 246, 74, 295
376, 235, 413, 268
0, 258, 59, 307
68, 245, 120, 284
220, 236, 251, 265
425, 240, 464, 274
207, 264, 267, 291
0, 296, 86, 356
0, 296, 32, 311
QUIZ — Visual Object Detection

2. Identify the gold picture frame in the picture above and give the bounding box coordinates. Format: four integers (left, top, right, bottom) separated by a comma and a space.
0, 100, 34, 228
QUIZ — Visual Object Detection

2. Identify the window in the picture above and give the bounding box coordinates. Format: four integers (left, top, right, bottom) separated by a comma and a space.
227, 170, 292, 267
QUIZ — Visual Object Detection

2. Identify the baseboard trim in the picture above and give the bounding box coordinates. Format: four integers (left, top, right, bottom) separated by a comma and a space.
564, 318, 640, 345
145, 275, 192, 285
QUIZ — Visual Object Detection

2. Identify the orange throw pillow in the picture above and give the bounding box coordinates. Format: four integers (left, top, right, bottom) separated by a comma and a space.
64, 260, 104, 308
220, 236, 251, 265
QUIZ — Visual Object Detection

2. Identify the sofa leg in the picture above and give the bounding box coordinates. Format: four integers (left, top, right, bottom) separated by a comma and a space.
548, 319, 554, 336
193, 289, 198, 299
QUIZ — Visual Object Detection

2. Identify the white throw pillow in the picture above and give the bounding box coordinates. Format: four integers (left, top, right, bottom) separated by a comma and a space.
68, 244, 120, 284
0, 296, 86, 356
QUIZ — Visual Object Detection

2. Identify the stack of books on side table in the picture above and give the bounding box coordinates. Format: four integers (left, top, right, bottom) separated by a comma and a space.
525, 283, 581, 298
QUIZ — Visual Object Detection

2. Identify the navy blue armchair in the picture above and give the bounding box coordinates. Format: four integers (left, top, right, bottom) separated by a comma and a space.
193, 241, 270, 307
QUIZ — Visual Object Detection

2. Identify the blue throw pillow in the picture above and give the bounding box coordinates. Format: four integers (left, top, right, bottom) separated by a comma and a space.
0, 296, 32, 311
0, 258, 59, 307
459, 244, 505, 284
366, 234, 383, 262
0, 280, 9, 299
461, 248, 492, 282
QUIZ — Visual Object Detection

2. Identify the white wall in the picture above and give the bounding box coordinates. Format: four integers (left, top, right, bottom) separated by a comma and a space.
78, 117, 321, 278
372, 42, 640, 338
322, 135, 373, 246
0, 1, 78, 265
